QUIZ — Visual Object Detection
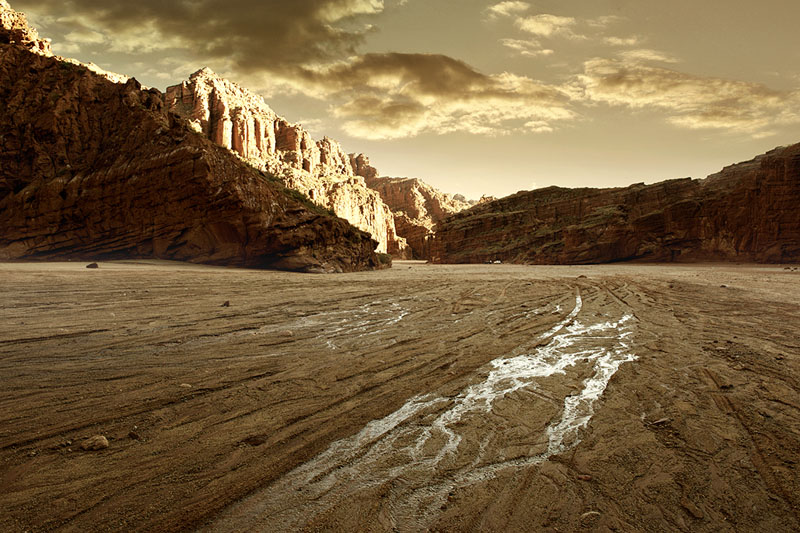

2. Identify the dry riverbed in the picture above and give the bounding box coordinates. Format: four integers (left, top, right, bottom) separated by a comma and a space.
1, 260, 799, 532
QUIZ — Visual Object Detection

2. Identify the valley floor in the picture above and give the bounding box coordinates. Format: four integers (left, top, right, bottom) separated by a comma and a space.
1, 260, 799, 532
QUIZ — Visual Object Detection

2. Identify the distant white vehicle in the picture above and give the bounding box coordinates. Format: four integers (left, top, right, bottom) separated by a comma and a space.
493, 260, 502, 264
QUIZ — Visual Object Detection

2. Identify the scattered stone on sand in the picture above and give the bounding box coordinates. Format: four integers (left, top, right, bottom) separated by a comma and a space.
577, 275, 588, 279
128, 431, 141, 441
86, 263, 99, 269
280, 330, 294, 337
221, 301, 230, 307
577, 474, 593, 481
180, 383, 192, 388
80, 435, 109, 451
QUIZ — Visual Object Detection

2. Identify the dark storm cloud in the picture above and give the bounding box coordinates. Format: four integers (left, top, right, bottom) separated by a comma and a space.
18, 0, 384, 70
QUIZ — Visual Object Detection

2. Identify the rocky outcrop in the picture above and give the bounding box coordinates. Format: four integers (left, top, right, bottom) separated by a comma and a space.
366, 175, 477, 259
165, 69, 407, 255
0, 0, 51, 55
0, 25, 383, 272
430, 144, 800, 264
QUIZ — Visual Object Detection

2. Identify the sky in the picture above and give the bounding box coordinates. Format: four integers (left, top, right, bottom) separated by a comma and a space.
14, 0, 800, 200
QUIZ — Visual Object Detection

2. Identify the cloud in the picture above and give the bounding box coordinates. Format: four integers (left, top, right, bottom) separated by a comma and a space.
14, 0, 581, 140
604, 35, 641, 47
500, 38, 554, 57
296, 53, 576, 139
16, 0, 388, 71
486, 1, 530, 19
516, 14, 581, 39
62, 28, 105, 44
492, 9, 630, 57
618, 49, 679, 63
576, 57, 800, 135
587, 15, 624, 28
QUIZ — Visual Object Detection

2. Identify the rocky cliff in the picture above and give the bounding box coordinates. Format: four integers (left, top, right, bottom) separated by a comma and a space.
430, 144, 800, 264
0, 0, 50, 55
0, 3, 383, 272
364, 174, 480, 259
165, 69, 407, 255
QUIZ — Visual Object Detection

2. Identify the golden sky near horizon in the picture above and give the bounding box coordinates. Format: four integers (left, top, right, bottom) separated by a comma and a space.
14, 0, 800, 199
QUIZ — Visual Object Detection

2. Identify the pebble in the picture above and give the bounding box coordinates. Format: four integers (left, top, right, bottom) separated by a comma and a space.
80, 435, 109, 451
86, 263, 99, 269
577, 474, 593, 481
180, 383, 192, 388
221, 301, 230, 307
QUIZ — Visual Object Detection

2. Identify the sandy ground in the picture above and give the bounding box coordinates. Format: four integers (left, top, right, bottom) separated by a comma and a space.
0, 260, 799, 532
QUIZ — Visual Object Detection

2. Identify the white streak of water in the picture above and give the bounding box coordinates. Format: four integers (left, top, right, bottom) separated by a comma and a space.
210, 291, 637, 532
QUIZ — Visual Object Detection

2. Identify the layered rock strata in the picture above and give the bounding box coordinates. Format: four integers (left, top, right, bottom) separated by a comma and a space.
165, 69, 407, 255
431, 144, 800, 264
365, 175, 478, 259
0, 17, 383, 272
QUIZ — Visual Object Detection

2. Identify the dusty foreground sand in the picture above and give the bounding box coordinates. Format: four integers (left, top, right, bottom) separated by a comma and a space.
1, 260, 799, 532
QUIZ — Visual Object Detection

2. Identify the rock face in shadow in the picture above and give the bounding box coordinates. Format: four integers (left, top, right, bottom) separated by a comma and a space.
165, 69, 407, 255
0, 25, 382, 272
365, 175, 478, 259
431, 144, 800, 264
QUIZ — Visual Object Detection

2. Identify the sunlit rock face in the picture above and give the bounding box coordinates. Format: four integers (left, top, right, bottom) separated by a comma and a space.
165, 69, 408, 255
0, 0, 51, 55
365, 175, 478, 259
431, 144, 800, 264
0, 8, 383, 272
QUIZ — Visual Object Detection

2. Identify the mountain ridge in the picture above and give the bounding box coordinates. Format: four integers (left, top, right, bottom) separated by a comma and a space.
0, 2, 384, 272
430, 143, 800, 264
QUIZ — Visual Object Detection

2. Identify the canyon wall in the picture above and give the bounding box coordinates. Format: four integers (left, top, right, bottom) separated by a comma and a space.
431, 145, 800, 264
0, 4, 383, 272
165, 69, 407, 255
365, 175, 481, 259
0, 0, 50, 55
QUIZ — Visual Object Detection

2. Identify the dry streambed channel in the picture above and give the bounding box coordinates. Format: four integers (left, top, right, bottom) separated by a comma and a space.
1, 261, 799, 532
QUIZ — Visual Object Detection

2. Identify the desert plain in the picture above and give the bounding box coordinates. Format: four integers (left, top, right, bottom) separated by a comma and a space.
1, 260, 799, 532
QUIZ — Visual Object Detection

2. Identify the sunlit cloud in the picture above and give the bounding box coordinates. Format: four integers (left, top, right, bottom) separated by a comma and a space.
486, 1, 530, 19
604, 35, 641, 46
500, 38, 553, 57
516, 14, 581, 39
576, 57, 800, 136
587, 15, 625, 28
297, 53, 576, 139
618, 49, 679, 63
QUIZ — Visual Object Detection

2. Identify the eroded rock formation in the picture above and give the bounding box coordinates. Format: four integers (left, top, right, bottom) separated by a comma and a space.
366, 175, 478, 259
165, 69, 407, 255
0, 0, 50, 55
431, 144, 800, 264
0, 7, 383, 272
